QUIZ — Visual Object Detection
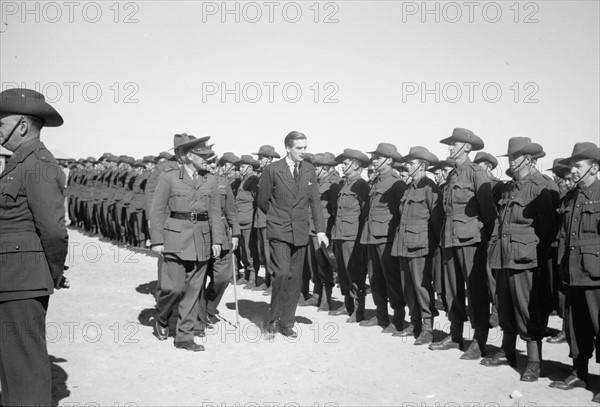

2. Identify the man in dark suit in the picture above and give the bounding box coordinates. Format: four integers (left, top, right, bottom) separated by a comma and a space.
0, 88, 69, 406
257, 131, 327, 337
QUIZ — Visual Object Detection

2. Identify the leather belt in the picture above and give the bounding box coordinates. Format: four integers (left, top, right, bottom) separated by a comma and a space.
169, 211, 208, 223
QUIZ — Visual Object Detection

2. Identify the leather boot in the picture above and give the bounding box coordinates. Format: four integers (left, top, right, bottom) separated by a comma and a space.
414, 318, 433, 346
318, 286, 332, 312
298, 293, 319, 307
329, 294, 351, 315
521, 341, 541, 382
429, 322, 464, 351
550, 358, 589, 390
347, 297, 365, 323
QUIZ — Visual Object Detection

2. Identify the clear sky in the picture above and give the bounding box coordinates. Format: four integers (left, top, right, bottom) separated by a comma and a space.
1, 0, 598, 175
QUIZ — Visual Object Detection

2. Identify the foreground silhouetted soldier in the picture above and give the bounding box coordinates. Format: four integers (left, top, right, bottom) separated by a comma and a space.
0, 88, 69, 405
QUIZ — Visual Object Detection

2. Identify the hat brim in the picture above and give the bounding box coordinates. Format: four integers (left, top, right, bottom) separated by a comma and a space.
440, 136, 484, 151
335, 153, 370, 168
1, 102, 64, 127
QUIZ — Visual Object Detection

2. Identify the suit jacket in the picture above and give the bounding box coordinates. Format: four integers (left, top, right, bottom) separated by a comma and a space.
149, 167, 224, 262
257, 158, 325, 246
0, 140, 69, 301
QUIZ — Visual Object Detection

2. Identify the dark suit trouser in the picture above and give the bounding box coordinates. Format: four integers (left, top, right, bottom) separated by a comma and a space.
0, 296, 51, 406
309, 235, 335, 288
497, 268, 545, 342
239, 228, 258, 279
156, 257, 207, 342
367, 242, 405, 321
205, 250, 233, 317
565, 286, 600, 363
256, 227, 272, 286
335, 240, 366, 298
443, 244, 490, 333
400, 255, 437, 321
269, 240, 306, 328
548, 247, 566, 318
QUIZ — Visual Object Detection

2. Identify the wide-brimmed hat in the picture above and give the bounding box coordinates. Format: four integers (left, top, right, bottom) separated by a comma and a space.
253, 144, 281, 158
133, 159, 146, 168
238, 154, 260, 169
83, 156, 97, 164
119, 155, 135, 165
473, 151, 498, 169
0, 88, 63, 127
559, 142, 600, 165
303, 153, 315, 164
335, 148, 370, 167
99, 152, 113, 161
546, 158, 571, 177
143, 155, 156, 163
440, 128, 484, 151
218, 152, 240, 166
156, 151, 173, 162
499, 137, 543, 157
313, 152, 338, 167
397, 146, 439, 164
367, 142, 398, 159
174, 134, 212, 155
427, 159, 455, 173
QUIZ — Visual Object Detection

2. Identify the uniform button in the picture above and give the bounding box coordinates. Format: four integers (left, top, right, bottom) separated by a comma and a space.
576, 204, 581, 208
502, 234, 506, 237
570, 247, 575, 250
572, 232, 576, 236
15, 245, 19, 250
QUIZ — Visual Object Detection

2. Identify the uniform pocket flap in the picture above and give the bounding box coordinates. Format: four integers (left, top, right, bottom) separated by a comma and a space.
510, 234, 538, 244
164, 218, 183, 232
580, 246, 600, 256
405, 223, 428, 233
0, 231, 43, 253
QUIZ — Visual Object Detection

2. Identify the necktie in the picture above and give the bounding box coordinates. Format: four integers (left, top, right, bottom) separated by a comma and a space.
293, 163, 299, 181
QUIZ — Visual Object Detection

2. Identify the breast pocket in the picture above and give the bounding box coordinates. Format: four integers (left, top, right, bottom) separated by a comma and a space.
510, 234, 539, 264
581, 203, 600, 234
452, 182, 474, 205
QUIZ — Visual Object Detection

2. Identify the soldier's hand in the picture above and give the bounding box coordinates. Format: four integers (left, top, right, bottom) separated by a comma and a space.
152, 244, 164, 254
317, 232, 329, 248
55, 275, 70, 290
231, 237, 239, 251
212, 244, 222, 258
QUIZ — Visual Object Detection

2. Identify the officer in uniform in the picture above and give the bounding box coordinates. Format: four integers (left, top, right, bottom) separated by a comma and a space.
392, 147, 443, 345
330, 149, 371, 322
300, 152, 341, 311
360, 143, 407, 332
202, 153, 240, 329
252, 145, 281, 295
481, 138, 555, 382
0, 88, 69, 405
150, 134, 224, 351
430, 128, 497, 360
546, 158, 574, 344
549, 142, 600, 404
473, 151, 504, 328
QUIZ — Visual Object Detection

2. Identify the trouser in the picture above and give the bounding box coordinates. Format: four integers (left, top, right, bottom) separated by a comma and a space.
334, 239, 366, 299
496, 267, 546, 342
367, 242, 405, 323
432, 246, 444, 295
268, 240, 306, 328
156, 257, 208, 342
549, 246, 566, 318
565, 286, 600, 363
205, 249, 234, 317
400, 255, 438, 322
302, 236, 335, 297
129, 211, 143, 246
239, 228, 258, 280
256, 227, 272, 286
0, 296, 51, 406
443, 244, 490, 331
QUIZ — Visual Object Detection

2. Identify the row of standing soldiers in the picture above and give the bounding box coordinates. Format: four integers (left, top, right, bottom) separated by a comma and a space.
66, 128, 599, 402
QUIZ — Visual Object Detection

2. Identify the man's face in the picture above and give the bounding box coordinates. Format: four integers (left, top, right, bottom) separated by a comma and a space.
564, 172, 574, 189
286, 139, 307, 162
341, 158, 356, 175
258, 155, 272, 169
0, 114, 25, 151
571, 159, 598, 184
188, 152, 207, 170
448, 142, 468, 160
239, 164, 252, 176
370, 153, 390, 171
508, 154, 529, 172
405, 159, 422, 175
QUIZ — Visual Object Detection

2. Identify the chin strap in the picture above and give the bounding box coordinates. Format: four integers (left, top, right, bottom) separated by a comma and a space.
0, 116, 24, 147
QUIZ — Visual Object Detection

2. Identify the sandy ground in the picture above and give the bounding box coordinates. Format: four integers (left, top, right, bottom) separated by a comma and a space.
33, 229, 599, 406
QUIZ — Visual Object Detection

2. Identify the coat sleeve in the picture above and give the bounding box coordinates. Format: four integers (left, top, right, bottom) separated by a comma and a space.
473, 166, 498, 240
223, 183, 241, 237
209, 180, 225, 245
309, 170, 326, 234
149, 172, 170, 246
257, 164, 274, 214
24, 153, 69, 284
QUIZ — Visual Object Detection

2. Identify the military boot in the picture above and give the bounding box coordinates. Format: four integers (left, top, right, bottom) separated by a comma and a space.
330, 294, 352, 316
319, 286, 333, 312
347, 297, 365, 323
521, 340, 541, 382
414, 318, 433, 346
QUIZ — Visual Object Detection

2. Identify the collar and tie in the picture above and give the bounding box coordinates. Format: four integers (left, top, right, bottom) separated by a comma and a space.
293, 162, 299, 181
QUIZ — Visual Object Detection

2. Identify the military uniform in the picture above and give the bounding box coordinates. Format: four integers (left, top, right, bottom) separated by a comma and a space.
0, 88, 68, 406
234, 171, 260, 285
484, 149, 556, 379
360, 152, 407, 329
392, 168, 443, 343
550, 144, 600, 398
150, 163, 224, 345
332, 150, 370, 322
